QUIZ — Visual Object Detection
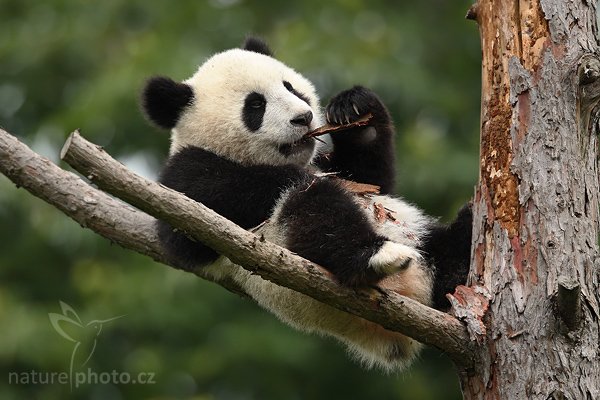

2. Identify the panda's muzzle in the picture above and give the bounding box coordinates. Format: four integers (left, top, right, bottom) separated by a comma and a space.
278, 135, 315, 157
290, 111, 313, 127
277, 111, 315, 157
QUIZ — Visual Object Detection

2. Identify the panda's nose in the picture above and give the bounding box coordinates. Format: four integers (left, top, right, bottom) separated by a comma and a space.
290, 111, 313, 127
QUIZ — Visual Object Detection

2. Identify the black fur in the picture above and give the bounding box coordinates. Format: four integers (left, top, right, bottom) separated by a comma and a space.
421, 203, 473, 310
142, 76, 194, 129
157, 146, 309, 270
242, 36, 273, 56
157, 146, 393, 286
278, 178, 388, 286
314, 86, 396, 194
243, 92, 267, 132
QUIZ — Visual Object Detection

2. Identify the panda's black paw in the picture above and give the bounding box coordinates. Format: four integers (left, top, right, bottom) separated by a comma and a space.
449, 200, 473, 261
326, 86, 387, 126
455, 201, 473, 229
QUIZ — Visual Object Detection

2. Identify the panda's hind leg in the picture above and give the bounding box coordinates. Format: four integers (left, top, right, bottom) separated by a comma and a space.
421, 203, 473, 310
276, 178, 416, 285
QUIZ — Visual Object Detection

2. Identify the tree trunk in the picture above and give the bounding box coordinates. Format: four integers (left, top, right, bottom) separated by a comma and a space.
461, 0, 600, 398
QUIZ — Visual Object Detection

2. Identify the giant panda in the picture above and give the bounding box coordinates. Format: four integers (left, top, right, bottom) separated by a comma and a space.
141, 37, 472, 371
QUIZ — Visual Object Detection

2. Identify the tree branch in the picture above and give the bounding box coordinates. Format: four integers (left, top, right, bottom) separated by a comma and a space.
0, 128, 246, 297
0, 127, 478, 368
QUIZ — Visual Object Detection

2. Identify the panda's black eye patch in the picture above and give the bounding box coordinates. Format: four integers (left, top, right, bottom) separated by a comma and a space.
243, 92, 266, 132
249, 97, 266, 109
283, 80, 310, 106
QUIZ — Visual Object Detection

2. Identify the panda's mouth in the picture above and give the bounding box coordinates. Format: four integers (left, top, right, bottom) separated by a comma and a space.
278, 136, 315, 157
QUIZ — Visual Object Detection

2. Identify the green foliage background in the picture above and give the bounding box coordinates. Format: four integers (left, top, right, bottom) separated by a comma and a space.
0, 1, 480, 399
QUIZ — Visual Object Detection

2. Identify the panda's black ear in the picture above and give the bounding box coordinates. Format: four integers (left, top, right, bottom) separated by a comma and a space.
242, 36, 273, 57
141, 76, 194, 130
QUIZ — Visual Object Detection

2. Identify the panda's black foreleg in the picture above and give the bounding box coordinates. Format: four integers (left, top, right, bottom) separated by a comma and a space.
156, 146, 310, 271
157, 220, 219, 271
315, 86, 396, 194
277, 178, 417, 285
421, 203, 473, 310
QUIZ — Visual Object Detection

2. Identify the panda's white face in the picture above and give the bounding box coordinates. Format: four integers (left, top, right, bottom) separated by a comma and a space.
171, 49, 323, 166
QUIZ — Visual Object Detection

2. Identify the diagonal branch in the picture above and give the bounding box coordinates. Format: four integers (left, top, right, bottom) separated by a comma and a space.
0, 128, 246, 297
0, 127, 478, 368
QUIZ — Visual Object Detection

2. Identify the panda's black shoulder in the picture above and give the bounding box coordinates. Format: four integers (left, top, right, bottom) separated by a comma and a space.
159, 145, 311, 230
159, 146, 308, 192
159, 146, 232, 190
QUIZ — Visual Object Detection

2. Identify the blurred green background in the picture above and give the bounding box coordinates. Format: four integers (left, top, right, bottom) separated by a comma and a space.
0, 1, 480, 399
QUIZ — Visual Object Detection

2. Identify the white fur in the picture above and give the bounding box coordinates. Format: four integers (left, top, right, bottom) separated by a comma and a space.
204, 255, 423, 371
368, 241, 421, 275
226, 188, 435, 371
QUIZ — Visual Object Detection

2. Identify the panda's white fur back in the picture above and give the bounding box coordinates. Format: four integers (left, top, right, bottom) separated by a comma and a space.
203, 191, 434, 371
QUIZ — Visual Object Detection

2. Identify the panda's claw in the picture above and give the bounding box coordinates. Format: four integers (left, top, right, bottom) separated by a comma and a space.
326, 86, 383, 128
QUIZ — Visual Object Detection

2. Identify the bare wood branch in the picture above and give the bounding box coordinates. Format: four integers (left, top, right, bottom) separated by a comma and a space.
0, 128, 247, 298
0, 127, 478, 367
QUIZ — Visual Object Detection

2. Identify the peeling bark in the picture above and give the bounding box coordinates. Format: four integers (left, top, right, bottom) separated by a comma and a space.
464, 0, 600, 398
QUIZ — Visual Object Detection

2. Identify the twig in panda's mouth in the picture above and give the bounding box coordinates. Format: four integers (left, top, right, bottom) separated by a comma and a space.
304, 113, 373, 139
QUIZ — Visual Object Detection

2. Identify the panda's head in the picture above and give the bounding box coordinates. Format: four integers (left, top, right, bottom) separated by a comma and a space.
141, 37, 323, 166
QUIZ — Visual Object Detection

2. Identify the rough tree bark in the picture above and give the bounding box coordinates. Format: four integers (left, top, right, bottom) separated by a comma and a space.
463, 0, 600, 398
